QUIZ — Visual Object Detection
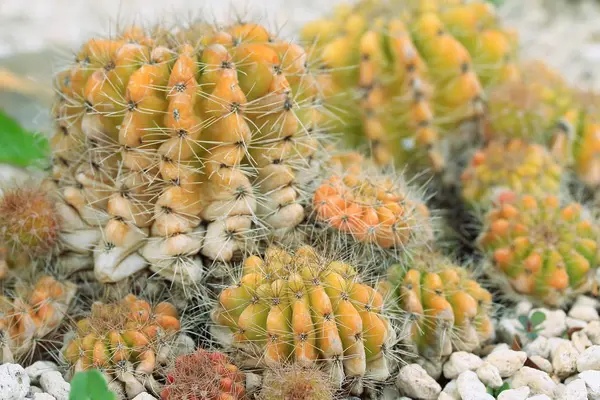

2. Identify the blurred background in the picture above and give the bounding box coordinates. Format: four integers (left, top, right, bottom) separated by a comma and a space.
1, 0, 599, 132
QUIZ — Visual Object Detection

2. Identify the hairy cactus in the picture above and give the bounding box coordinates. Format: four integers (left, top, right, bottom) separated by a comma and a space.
211, 245, 395, 394
307, 151, 434, 266
0, 275, 76, 363
50, 21, 323, 284
477, 190, 600, 307
0, 182, 60, 265
461, 139, 563, 209
301, 0, 518, 171
377, 251, 493, 362
259, 363, 335, 400
161, 348, 246, 400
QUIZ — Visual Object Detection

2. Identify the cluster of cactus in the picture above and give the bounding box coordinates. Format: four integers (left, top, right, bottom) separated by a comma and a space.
300, 0, 519, 171
50, 21, 324, 285
161, 348, 246, 400
377, 251, 494, 362
477, 190, 600, 306
0, 276, 76, 363
212, 245, 395, 394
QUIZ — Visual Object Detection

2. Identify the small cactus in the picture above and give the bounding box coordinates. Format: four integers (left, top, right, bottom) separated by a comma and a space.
0, 182, 60, 264
377, 251, 494, 362
259, 363, 335, 400
477, 190, 600, 306
0, 275, 76, 363
161, 348, 246, 400
211, 245, 395, 393
461, 139, 563, 209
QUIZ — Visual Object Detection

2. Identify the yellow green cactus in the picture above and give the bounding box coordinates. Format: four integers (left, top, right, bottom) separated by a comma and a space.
62, 294, 181, 375
378, 251, 493, 361
477, 190, 600, 307
212, 246, 395, 393
50, 22, 324, 284
301, 0, 518, 171
0, 276, 76, 363
461, 138, 563, 208
260, 363, 336, 400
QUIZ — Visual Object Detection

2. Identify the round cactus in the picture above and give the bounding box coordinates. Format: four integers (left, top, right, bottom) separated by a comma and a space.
50, 21, 324, 284
477, 190, 600, 307
461, 139, 563, 209
307, 151, 434, 267
0, 275, 76, 363
377, 251, 494, 362
259, 363, 335, 400
161, 348, 246, 400
211, 245, 395, 394
301, 0, 518, 171
0, 183, 60, 264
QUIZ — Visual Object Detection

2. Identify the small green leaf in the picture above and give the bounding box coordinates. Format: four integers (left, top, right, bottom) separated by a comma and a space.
69, 369, 117, 400
495, 381, 511, 395
0, 109, 50, 168
529, 311, 547, 327
517, 315, 529, 329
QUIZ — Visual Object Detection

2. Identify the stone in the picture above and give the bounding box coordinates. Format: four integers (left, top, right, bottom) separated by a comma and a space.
548, 337, 574, 353
438, 393, 456, 400
554, 378, 588, 400
486, 349, 527, 378
32, 394, 56, 400
24, 362, 58, 385
245, 372, 262, 393
0, 364, 30, 400
490, 343, 510, 353
569, 305, 599, 322
497, 318, 521, 344
531, 308, 567, 338
380, 386, 400, 400
395, 364, 441, 400
526, 395, 551, 400
39, 371, 69, 400
443, 352, 483, 379
525, 336, 550, 358
418, 357, 443, 380
132, 394, 157, 400
476, 362, 503, 388
574, 295, 600, 308
516, 300, 533, 316
529, 356, 553, 374
584, 321, 600, 345
567, 317, 589, 330
442, 380, 460, 399
551, 341, 578, 379
456, 371, 494, 400
497, 386, 530, 400
579, 370, 600, 399
572, 331, 593, 353
577, 345, 600, 372
510, 367, 557, 397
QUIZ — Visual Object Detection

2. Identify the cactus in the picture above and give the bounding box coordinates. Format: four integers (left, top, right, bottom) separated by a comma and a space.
477, 190, 600, 307
0, 182, 60, 265
377, 251, 494, 362
301, 0, 518, 171
259, 363, 335, 400
161, 348, 246, 400
211, 245, 395, 394
50, 21, 324, 284
0, 275, 76, 363
461, 139, 563, 209
307, 151, 434, 267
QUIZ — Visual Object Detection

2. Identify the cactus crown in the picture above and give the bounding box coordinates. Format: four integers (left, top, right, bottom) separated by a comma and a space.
259, 363, 335, 400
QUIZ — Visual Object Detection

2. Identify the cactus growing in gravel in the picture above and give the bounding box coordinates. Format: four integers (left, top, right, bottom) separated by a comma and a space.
301, 0, 518, 171
259, 363, 335, 400
477, 190, 600, 307
211, 245, 396, 394
377, 251, 494, 361
161, 348, 246, 400
306, 151, 434, 267
461, 139, 563, 209
0, 275, 76, 363
50, 22, 323, 284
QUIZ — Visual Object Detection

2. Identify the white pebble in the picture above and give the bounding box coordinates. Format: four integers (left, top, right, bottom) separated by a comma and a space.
456, 370, 494, 400
490, 343, 511, 353
395, 364, 441, 400
246, 372, 262, 393
525, 336, 550, 358
548, 337, 574, 353
442, 379, 460, 399
517, 301, 534, 316
572, 331, 593, 353
486, 349, 527, 378
497, 318, 522, 343
33, 394, 56, 400
25, 362, 58, 385
551, 341, 578, 379
510, 367, 557, 397
131, 393, 157, 400
476, 362, 503, 388
578, 370, 600, 400
498, 386, 530, 400
529, 356, 553, 374
532, 309, 567, 338
555, 378, 588, 400
39, 371, 69, 400
567, 317, 589, 330
574, 295, 600, 308
526, 395, 551, 400
584, 321, 600, 345
569, 305, 599, 322
418, 357, 443, 380
443, 352, 483, 379
0, 364, 30, 400
577, 345, 600, 372
438, 392, 456, 400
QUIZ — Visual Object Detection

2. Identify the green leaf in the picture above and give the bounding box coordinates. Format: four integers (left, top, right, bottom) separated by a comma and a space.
69, 369, 117, 400
0, 109, 50, 168
529, 311, 547, 327
517, 315, 529, 329
495, 381, 511, 395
